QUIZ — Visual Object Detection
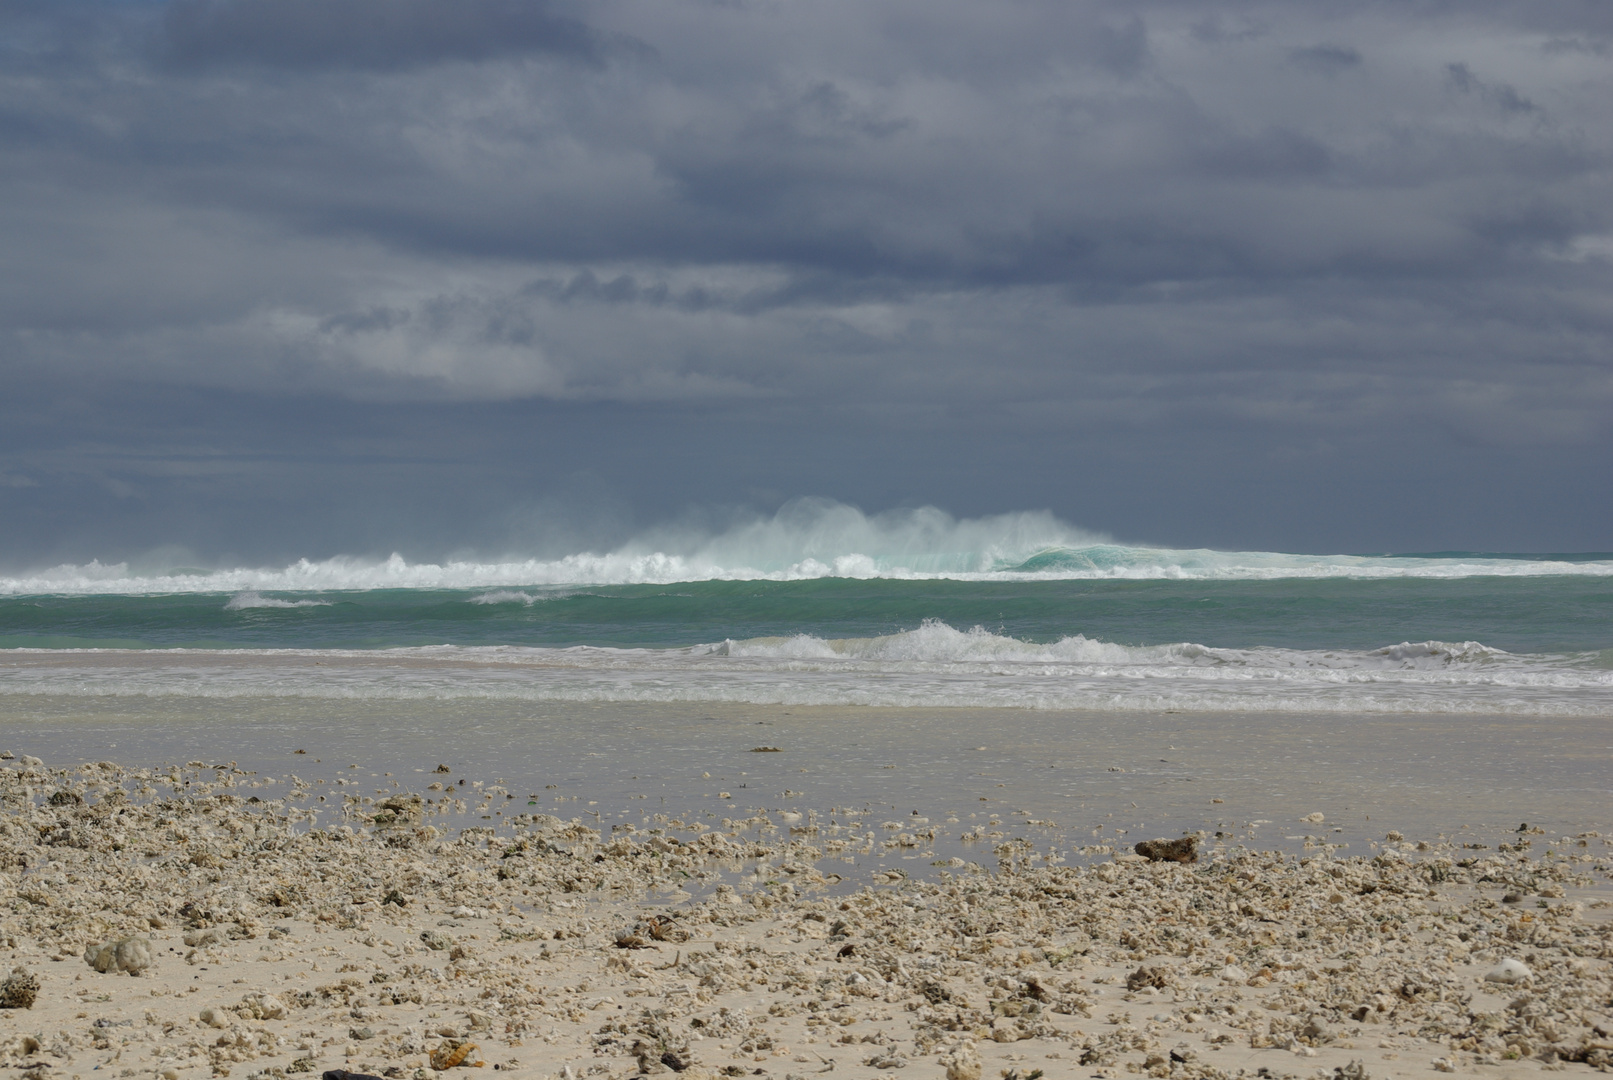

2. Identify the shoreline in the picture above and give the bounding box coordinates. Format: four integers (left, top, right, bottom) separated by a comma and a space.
2, 697, 1609, 860
2, 753, 1612, 1080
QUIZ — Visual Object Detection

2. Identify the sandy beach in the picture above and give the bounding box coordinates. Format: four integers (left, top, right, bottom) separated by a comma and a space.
2, 747, 1610, 1080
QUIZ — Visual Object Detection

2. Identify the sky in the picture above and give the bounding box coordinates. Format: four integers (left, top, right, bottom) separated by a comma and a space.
2, 0, 1612, 568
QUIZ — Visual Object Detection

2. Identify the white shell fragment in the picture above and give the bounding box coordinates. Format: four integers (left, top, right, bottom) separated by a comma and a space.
1484, 958, 1533, 984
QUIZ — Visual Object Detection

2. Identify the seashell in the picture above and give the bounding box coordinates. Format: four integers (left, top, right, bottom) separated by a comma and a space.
430, 1040, 479, 1070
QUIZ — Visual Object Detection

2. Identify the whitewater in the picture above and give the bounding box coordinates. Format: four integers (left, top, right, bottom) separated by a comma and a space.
6, 546, 1613, 596
2, 620, 1610, 716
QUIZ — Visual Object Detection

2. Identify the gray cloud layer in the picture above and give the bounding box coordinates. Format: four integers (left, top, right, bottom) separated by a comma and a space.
1, 0, 1611, 559
159, 0, 609, 71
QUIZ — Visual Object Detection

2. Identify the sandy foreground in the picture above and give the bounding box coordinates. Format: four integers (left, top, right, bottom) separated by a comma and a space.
1, 754, 1611, 1080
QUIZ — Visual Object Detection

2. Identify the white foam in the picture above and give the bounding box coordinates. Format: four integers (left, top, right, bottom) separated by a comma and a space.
468, 590, 544, 605
2, 624, 1608, 716
223, 591, 331, 610
3, 501, 1610, 595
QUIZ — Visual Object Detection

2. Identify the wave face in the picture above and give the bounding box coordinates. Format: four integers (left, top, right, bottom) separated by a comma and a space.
4, 501, 1612, 595
2, 621, 1608, 716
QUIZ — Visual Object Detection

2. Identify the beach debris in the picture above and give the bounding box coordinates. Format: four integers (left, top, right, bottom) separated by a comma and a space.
939, 1042, 981, 1080
645, 915, 685, 941
430, 1039, 481, 1069
615, 916, 681, 949
238, 992, 287, 1020
420, 930, 453, 951
199, 1007, 230, 1028
83, 935, 154, 975
1302, 812, 1326, 824
1483, 958, 1533, 984
0, 1034, 42, 1060
615, 926, 650, 949
1125, 963, 1174, 991
0, 967, 38, 1009
372, 793, 424, 826
1133, 836, 1197, 862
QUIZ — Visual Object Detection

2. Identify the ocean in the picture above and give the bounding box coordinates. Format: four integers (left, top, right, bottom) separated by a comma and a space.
3, 517, 1611, 859
2, 526, 1611, 716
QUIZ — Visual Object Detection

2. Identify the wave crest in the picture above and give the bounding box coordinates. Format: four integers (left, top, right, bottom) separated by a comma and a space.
5, 501, 1612, 595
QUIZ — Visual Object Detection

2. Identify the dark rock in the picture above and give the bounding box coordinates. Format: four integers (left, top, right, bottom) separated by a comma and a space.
1134, 836, 1198, 863
323, 1071, 389, 1080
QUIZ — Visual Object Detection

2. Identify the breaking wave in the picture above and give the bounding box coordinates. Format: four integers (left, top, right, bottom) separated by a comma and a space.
2, 621, 1608, 716
4, 500, 1611, 596
709, 621, 1527, 670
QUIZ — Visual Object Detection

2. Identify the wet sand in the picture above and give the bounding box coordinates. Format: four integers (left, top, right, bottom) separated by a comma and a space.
2, 697, 1609, 860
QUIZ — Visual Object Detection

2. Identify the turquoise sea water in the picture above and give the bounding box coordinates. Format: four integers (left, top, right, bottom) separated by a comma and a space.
1, 532, 1610, 715
2, 573, 1612, 655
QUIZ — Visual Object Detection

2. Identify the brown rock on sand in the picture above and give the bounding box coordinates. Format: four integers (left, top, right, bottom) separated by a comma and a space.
1134, 835, 1197, 862
0, 967, 38, 1009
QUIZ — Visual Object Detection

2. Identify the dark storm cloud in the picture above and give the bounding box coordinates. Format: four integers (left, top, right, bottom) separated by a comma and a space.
2, 0, 1613, 558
